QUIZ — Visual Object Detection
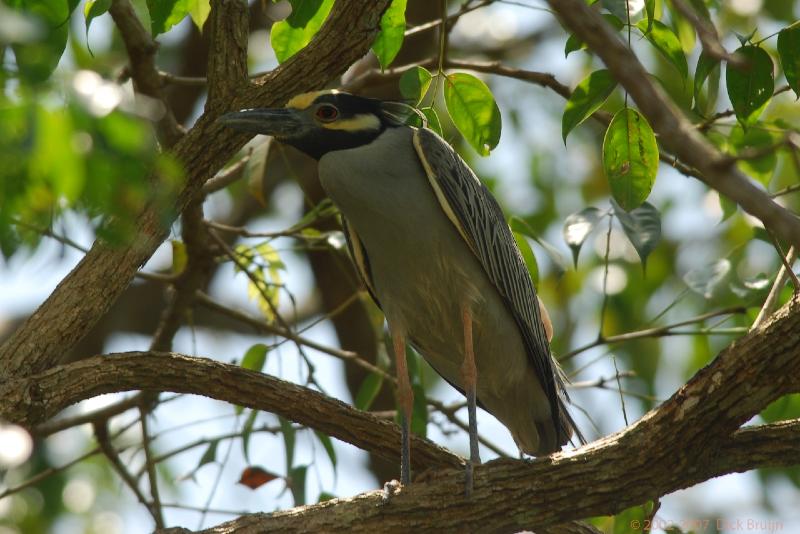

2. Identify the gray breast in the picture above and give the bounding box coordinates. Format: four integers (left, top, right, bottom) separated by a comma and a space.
318, 127, 552, 454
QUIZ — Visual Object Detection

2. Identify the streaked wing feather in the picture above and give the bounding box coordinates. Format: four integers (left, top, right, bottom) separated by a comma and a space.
412, 128, 577, 444
342, 217, 381, 309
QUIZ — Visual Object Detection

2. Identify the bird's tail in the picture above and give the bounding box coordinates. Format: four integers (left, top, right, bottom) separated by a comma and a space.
553, 360, 587, 447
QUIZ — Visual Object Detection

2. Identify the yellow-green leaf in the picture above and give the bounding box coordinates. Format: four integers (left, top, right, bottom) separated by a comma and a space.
443, 72, 501, 156
270, 0, 334, 63
187, 0, 210, 30
399, 66, 433, 105
84, 0, 111, 37
171, 240, 188, 275
420, 107, 442, 136
602, 108, 659, 211
637, 19, 688, 81
372, 0, 407, 69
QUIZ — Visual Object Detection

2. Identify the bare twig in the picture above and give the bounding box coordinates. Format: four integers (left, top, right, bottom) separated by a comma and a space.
752, 247, 798, 330
670, 0, 745, 67
202, 149, 252, 194
569, 371, 636, 389
561, 307, 747, 360
94, 420, 162, 525
138, 409, 166, 527
404, 0, 494, 38
34, 394, 143, 437
772, 183, 800, 198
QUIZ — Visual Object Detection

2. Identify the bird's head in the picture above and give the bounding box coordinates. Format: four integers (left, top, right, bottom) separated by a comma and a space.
219, 90, 413, 160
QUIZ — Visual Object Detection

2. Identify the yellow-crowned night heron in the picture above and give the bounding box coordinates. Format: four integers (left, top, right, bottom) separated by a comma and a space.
220, 90, 583, 492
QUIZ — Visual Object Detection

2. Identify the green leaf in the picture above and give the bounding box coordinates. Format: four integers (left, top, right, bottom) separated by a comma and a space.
718, 193, 737, 222
198, 439, 219, 468
372, 0, 407, 69
10, 1, 70, 83
730, 125, 778, 187
399, 66, 433, 105
31, 108, 84, 203
241, 343, 269, 372
671, 7, 696, 53
735, 29, 758, 46
693, 52, 721, 116
420, 107, 443, 137
288, 465, 308, 506
565, 14, 623, 57
777, 25, 800, 98
613, 502, 656, 534
147, 0, 190, 35
355, 371, 384, 410
241, 409, 259, 462
317, 491, 336, 502
563, 207, 602, 267
611, 200, 662, 268
279, 416, 296, 474
761, 393, 800, 423
513, 232, 539, 287
314, 431, 337, 468
644, 0, 655, 32
270, 0, 334, 63
726, 46, 775, 127
562, 69, 617, 143
443, 72, 502, 156
602, 108, 659, 211
683, 259, 732, 298
637, 19, 688, 81
84, 0, 111, 40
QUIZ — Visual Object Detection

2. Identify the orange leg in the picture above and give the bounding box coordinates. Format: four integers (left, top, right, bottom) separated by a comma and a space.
392, 328, 413, 485
461, 304, 480, 496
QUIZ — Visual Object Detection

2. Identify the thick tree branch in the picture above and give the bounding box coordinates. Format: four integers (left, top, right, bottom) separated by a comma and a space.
206, 0, 249, 105
0, 0, 392, 380
164, 420, 800, 534
547, 0, 800, 250
0, 352, 462, 472
2, 297, 799, 532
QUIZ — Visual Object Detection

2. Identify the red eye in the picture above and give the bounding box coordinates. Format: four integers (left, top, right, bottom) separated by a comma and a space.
315, 104, 339, 122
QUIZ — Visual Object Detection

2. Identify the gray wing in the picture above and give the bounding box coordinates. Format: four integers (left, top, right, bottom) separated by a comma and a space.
412, 127, 580, 445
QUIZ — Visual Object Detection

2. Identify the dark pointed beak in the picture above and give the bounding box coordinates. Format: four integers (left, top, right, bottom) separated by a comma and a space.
218, 108, 306, 138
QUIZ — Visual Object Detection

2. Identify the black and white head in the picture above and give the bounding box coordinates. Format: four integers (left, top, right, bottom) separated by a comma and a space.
219, 90, 415, 160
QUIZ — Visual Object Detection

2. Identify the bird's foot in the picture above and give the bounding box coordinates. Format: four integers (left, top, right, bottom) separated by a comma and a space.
464, 461, 474, 498
381, 479, 402, 504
